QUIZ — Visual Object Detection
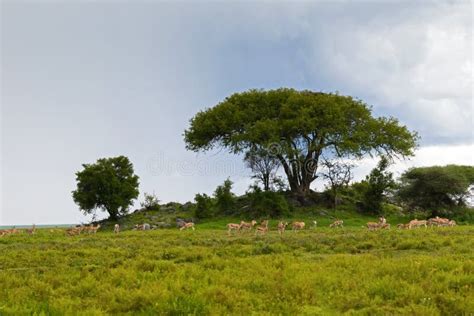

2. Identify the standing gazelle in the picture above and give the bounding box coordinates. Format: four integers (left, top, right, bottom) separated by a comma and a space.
255, 220, 269, 235
227, 223, 240, 235
26, 224, 36, 235
239, 220, 257, 232
277, 221, 288, 235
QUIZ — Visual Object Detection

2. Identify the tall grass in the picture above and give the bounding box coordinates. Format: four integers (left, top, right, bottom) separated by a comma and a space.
0, 225, 473, 315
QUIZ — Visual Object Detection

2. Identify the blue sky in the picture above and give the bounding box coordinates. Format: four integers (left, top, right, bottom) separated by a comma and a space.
1, 1, 472, 224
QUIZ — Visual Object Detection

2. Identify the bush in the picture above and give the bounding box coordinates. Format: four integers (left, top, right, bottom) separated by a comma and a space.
194, 193, 214, 219
244, 188, 290, 218
213, 178, 236, 215
140, 192, 161, 210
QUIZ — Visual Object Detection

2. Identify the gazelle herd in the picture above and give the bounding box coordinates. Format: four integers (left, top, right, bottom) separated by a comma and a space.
0, 225, 36, 237
65, 224, 101, 236
0, 215, 459, 238
225, 219, 345, 236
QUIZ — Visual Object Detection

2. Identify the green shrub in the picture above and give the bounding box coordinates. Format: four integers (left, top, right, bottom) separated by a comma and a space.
244, 189, 290, 217
194, 193, 214, 219
213, 178, 236, 215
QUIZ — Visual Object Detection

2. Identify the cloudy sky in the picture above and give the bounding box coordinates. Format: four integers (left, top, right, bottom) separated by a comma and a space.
1, 1, 472, 225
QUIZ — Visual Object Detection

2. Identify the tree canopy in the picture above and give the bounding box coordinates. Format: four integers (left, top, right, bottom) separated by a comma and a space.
398, 165, 474, 211
72, 156, 140, 220
184, 88, 418, 195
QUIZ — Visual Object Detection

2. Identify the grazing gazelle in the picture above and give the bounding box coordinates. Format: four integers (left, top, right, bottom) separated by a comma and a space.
277, 221, 288, 235
292, 221, 305, 232
255, 220, 269, 235
329, 220, 343, 228
134, 223, 151, 231
114, 224, 120, 234
408, 219, 427, 229
4, 226, 19, 235
180, 222, 195, 231
227, 223, 241, 235
366, 221, 380, 231
26, 224, 36, 235
239, 220, 257, 232
66, 227, 81, 236
397, 223, 410, 229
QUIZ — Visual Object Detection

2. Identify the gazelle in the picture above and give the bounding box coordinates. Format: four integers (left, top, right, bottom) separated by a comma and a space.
66, 227, 81, 236
397, 223, 409, 229
408, 219, 427, 229
4, 227, 19, 235
379, 223, 390, 229
277, 221, 288, 235
292, 221, 305, 231
366, 221, 380, 230
134, 223, 151, 231
114, 224, 120, 234
180, 222, 195, 231
428, 216, 450, 227
89, 224, 101, 234
227, 223, 241, 235
239, 220, 257, 232
255, 220, 269, 235
329, 220, 343, 228
26, 224, 36, 235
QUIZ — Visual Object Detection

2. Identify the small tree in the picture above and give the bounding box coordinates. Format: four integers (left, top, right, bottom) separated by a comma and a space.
72, 156, 140, 220
321, 159, 354, 209
213, 178, 236, 214
244, 147, 281, 191
360, 156, 396, 214
194, 193, 214, 219
140, 192, 161, 210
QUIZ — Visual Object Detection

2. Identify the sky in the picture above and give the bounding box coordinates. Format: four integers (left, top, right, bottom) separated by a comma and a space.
1, 1, 473, 225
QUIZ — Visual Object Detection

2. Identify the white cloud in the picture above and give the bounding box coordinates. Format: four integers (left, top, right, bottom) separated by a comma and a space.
304, 1, 472, 144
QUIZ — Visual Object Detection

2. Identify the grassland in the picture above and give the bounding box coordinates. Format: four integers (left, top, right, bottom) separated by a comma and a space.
0, 223, 473, 315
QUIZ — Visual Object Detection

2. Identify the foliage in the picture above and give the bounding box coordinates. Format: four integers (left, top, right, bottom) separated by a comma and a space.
397, 165, 474, 213
194, 193, 214, 219
358, 156, 396, 215
244, 146, 281, 191
244, 187, 290, 218
213, 178, 236, 215
72, 156, 140, 220
0, 225, 473, 314
184, 88, 418, 195
140, 192, 161, 211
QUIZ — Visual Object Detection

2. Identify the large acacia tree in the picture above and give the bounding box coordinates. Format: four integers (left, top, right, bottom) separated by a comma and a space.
184, 89, 418, 195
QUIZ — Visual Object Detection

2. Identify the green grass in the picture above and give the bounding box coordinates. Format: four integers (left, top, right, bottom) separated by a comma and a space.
0, 224, 473, 315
